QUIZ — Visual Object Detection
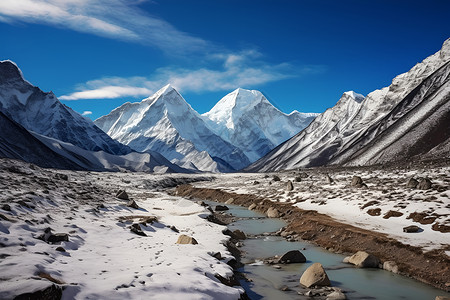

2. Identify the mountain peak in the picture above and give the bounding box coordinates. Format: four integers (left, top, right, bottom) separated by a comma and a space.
343, 91, 365, 103
0, 60, 25, 83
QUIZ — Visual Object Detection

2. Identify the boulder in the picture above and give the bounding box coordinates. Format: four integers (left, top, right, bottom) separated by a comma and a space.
273, 175, 281, 181
383, 261, 399, 274
116, 190, 129, 200
278, 250, 306, 264
435, 296, 450, 300
267, 207, 281, 218
215, 205, 229, 211
326, 174, 334, 184
286, 180, 294, 191
13, 284, 62, 300
248, 203, 257, 210
130, 224, 146, 236
225, 198, 234, 204
127, 199, 139, 209
47, 233, 69, 243
1, 204, 11, 211
176, 234, 198, 245
351, 176, 364, 187
327, 290, 346, 300
55, 246, 66, 252
346, 251, 380, 268
417, 178, 432, 190
299, 262, 331, 288
232, 230, 246, 240
403, 225, 420, 233
406, 178, 419, 188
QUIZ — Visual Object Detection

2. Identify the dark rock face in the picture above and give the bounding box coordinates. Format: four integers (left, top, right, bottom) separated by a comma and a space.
127, 200, 139, 209
215, 205, 229, 211
116, 190, 129, 200
278, 250, 306, 264
406, 178, 419, 188
130, 224, 146, 236
47, 233, 69, 243
13, 284, 62, 300
417, 178, 432, 190
403, 225, 421, 233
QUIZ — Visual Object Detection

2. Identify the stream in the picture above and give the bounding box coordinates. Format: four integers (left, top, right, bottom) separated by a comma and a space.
202, 200, 446, 300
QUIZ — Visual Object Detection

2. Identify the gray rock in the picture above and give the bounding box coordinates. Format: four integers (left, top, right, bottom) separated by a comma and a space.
286, 180, 294, 191
127, 199, 139, 209
326, 291, 346, 300
176, 234, 198, 245
417, 178, 432, 190
215, 205, 229, 211
299, 262, 331, 288
406, 178, 419, 188
232, 230, 246, 240
403, 225, 420, 233
278, 250, 306, 264
351, 176, 364, 187
346, 251, 380, 268
116, 190, 129, 200
383, 261, 399, 273
267, 207, 281, 218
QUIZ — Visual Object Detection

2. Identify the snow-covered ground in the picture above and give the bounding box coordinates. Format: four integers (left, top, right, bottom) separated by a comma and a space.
0, 159, 242, 299
193, 166, 450, 253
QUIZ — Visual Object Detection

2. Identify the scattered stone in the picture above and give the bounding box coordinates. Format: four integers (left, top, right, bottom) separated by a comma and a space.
54, 173, 68, 181
326, 174, 334, 184
176, 234, 198, 245
417, 178, 432, 190
55, 246, 66, 252
130, 223, 146, 236
200, 201, 208, 207
351, 176, 363, 187
215, 205, 229, 212
1, 204, 11, 211
367, 208, 381, 216
299, 262, 331, 288
278, 250, 306, 264
116, 190, 129, 200
273, 175, 281, 182
383, 210, 403, 219
168, 225, 179, 233
212, 252, 222, 260
248, 203, 257, 210
232, 230, 246, 240
407, 212, 436, 224
253, 181, 260, 185
127, 199, 139, 209
403, 225, 421, 233
346, 251, 380, 268
383, 261, 399, 273
435, 296, 450, 300
47, 233, 69, 244
280, 285, 290, 291
17, 200, 34, 209
286, 180, 294, 191
267, 207, 281, 218
225, 198, 234, 204
13, 284, 62, 300
432, 223, 450, 233
406, 178, 419, 188
326, 290, 346, 300
361, 200, 379, 209
294, 176, 302, 182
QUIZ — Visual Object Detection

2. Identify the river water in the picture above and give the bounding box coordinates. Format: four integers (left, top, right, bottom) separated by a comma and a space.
203, 200, 447, 300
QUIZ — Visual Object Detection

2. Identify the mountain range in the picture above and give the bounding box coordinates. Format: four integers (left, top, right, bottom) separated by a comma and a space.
246, 38, 450, 172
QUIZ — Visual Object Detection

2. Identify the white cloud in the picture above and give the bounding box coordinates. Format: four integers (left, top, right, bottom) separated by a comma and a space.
82, 111, 93, 116
59, 51, 325, 100
0, 0, 206, 53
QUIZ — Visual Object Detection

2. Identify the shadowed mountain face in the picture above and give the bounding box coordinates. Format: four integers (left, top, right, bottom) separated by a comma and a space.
0, 60, 131, 156
246, 38, 450, 172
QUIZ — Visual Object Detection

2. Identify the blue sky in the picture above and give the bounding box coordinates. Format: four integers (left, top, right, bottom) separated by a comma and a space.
1, 0, 449, 120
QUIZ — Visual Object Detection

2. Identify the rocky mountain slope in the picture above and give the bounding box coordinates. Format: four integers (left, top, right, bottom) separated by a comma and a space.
0, 60, 130, 155
202, 88, 317, 162
246, 38, 450, 172
95, 85, 250, 172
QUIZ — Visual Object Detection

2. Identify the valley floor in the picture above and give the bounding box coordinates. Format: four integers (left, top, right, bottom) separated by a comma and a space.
0, 158, 449, 299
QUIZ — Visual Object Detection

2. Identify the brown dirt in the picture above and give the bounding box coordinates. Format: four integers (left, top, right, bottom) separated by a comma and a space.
383, 210, 404, 219
175, 184, 450, 291
367, 208, 382, 216
407, 212, 437, 224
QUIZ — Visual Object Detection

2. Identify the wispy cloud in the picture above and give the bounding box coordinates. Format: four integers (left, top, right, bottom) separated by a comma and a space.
0, 0, 207, 53
82, 111, 93, 116
59, 51, 325, 101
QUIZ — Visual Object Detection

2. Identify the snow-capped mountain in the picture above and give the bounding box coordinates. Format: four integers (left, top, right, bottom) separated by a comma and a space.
95, 85, 250, 172
0, 60, 130, 155
202, 88, 318, 162
246, 38, 450, 172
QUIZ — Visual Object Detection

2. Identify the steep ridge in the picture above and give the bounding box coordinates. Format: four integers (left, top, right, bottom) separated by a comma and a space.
0, 60, 130, 155
202, 88, 317, 162
246, 38, 450, 172
95, 85, 250, 172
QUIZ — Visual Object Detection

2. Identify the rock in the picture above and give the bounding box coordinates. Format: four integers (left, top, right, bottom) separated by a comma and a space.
212, 252, 222, 260
127, 199, 139, 209
280, 285, 290, 291
351, 176, 364, 187
326, 291, 346, 300
168, 225, 179, 233
253, 181, 260, 185
1, 204, 11, 211
299, 262, 331, 288
267, 207, 281, 218
17, 200, 34, 209
215, 205, 229, 211
13, 284, 62, 300
278, 250, 306, 264
116, 190, 129, 200
248, 203, 257, 210
403, 225, 420, 233
286, 180, 294, 191
200, 201, 208, 207
225, 198, 234, 204
273, 175, 281, 181
326, 174, 334, 184
367, 208, 381, 216
435, 296, 450, 300
232, 230, 246, 240
55, 246, 66, 252
383, 261, 399, 274
294, 176, 302, 182
346, 251, 380, 268
406, 178, 419, 188
176, 234, 198, 245
417, 178, 432, 190
47, 233, 69, 243
54, 173, 69, 181
130, 223, 146, 236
